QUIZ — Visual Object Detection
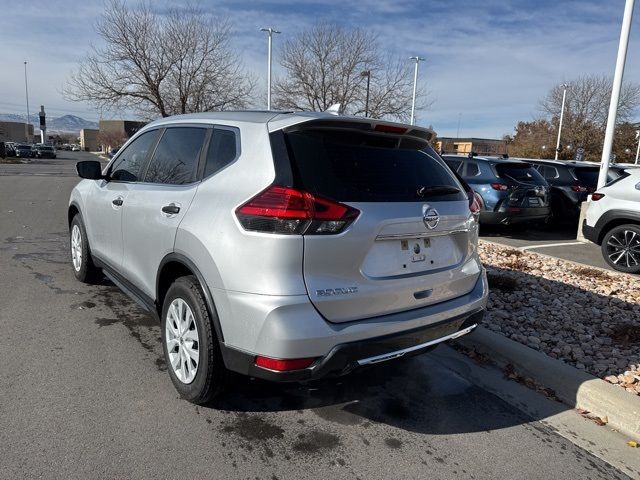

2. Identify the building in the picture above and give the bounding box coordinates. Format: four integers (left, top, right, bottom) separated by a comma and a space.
0, 121, 35, 143
80, 128, 99, 152
437, 137, 507, 157
98, 120, 147, 152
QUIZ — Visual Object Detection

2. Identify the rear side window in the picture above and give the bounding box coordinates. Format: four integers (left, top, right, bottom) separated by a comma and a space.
204, 128, 239, 178
444, 159, 462, 172
278, 130, 466, 202
110, 130, 160, 182
573, 167, 599, 186
464, 162, 480, 177
144, 127, 206, 185
495, 163, 546, 185
542, 166, 559, 179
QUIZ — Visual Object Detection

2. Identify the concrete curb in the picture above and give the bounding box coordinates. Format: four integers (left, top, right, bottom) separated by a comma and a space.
455, 326, 640, 439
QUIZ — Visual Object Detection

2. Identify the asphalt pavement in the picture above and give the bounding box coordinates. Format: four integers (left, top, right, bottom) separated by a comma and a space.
0, 152, 637, 479
480, 223, 614, 272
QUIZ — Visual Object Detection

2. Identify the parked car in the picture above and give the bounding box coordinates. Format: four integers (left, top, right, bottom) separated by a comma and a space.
524, 159, 599, 221
442, 155, 551, 225
33, 144, 57, 159
69, 112, 488, 403
14, 144, 35, 158
5, 142, 16, 157
583, 168, 640, 272
71, 144, 81, 151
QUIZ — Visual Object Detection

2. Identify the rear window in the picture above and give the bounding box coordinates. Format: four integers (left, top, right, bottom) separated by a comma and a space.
494, 163, 546, 185
573, 167, 599, 186
278, 129, 466, 202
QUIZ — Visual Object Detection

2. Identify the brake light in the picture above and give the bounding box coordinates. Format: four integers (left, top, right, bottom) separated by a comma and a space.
374, 124, 407, 134
491, 183, 509, 191
236, 185, 360, 235
469, 192, 481, 214
255, 356, 316, 371
571, 183, 588, 193
591, 193, 605, 201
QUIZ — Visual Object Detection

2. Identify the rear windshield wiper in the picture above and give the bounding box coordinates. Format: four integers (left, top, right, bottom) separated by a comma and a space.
416, 185, 460, 197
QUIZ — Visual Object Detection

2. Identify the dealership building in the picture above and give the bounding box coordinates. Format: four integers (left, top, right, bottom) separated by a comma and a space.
0, 121, 35, 143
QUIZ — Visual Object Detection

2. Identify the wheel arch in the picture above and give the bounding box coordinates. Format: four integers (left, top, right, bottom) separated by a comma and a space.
68, 202, 81, 228
156, 253, 225, 343
595, 210, 640, 244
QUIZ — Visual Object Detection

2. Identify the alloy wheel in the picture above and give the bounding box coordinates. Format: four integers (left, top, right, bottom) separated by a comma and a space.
71, 224, 82, 272
165, 298, 200, 384
605, 229, 640, 269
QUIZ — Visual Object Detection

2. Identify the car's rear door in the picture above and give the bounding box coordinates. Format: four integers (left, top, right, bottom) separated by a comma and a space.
120, 126, 209, 298
275, 122, 481, 323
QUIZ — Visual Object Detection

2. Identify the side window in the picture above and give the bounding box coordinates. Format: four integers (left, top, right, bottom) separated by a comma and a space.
543, 166, 558, 179
444, 159, 462, 172
144, 127, 207, 185
204, 128, 239, 178
465, 161, 480, 177
110, 130, 160, 182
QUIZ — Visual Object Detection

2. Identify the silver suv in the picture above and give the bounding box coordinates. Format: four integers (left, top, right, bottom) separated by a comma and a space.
68, 112, 488, 404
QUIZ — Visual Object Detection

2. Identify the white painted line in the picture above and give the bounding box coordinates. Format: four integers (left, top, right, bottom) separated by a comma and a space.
520, 241, 585, 251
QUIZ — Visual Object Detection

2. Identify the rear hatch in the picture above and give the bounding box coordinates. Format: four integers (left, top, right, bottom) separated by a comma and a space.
493, 162, 550, 209
271, 119, 480, 323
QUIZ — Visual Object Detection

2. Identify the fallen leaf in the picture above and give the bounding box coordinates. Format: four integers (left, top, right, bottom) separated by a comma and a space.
628, 440, 638, 448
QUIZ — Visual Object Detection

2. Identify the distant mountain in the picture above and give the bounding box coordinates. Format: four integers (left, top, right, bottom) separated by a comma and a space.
0, 113, 98, 133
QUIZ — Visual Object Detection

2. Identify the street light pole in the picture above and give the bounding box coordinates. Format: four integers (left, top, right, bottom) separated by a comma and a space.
598, 0, 635, 189
409, 56, 424, 126
361, 70, 371, 117
260, 27, 281, 110
23, 61, 30, 141
555, 83, 569, 160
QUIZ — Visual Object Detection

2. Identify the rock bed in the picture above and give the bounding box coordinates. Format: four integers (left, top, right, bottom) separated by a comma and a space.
479, 240, 640, 397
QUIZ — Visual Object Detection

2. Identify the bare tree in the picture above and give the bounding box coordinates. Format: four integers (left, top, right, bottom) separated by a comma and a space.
65, 0, 254, 118
273, 23, 428, 121
540, 75, 640, 128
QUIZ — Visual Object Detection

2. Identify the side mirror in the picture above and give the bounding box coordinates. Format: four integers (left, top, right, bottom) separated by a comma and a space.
76, 160, 104, 180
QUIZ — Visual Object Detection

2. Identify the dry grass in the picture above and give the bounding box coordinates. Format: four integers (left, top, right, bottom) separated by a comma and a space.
570, 266, 612, 281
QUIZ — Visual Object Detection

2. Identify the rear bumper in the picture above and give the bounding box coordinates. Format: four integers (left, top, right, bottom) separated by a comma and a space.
481, 206, 550, 225
222, 308, 483, 382
582, 220, 598, 244
218, 268, 488, 382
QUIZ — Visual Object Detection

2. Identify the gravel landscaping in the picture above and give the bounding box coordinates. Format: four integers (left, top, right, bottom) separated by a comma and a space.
479, 240, 640, 397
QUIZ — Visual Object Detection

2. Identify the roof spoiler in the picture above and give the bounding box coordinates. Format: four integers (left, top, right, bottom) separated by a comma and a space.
283, 118, 433, 142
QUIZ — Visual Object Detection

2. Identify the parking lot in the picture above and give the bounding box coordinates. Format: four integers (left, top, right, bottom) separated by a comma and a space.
1, 152, 638, 479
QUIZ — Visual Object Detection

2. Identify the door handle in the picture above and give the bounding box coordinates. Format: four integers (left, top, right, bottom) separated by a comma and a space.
162, 204, 181, 215
112, 198, 123, 206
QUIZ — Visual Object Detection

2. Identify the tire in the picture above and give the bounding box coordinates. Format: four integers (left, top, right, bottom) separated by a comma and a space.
161, 275, 227, 404
601, 224, 640, 273
69, 214, 101, 283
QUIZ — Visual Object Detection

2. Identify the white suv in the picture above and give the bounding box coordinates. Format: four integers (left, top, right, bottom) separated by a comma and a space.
583, 168, 640, 273
69, 111, 488, 404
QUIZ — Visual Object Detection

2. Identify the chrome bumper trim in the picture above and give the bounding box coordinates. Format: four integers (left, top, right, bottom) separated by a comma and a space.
356, 323, 477, 366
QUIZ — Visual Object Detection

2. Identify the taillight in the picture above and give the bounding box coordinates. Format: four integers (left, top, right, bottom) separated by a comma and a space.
491, 183, 509, 191
236, 185, 360, 235
469, 192, 481, 214
571, 183, 588, 193
255, 356, 316, 371
591, 193, 605, 201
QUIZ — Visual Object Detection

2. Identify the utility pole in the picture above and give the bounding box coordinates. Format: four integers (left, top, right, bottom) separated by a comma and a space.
555, 83, 569, 160
598, 0, 635, 189
409, 56, 425, 125
24, 61, 30, 141
260, 27, 281, 110
361, 70, 371, 117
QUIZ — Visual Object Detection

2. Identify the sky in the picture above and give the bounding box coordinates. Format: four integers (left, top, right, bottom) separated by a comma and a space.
1, 0, 639, 138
